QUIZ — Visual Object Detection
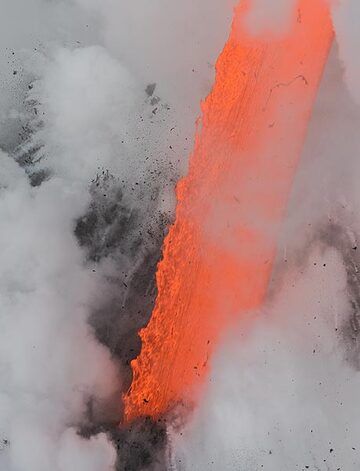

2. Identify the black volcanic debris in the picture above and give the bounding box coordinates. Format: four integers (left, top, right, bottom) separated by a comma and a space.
145, 83, 161, 108
0, 438, 10, 452
78, 401, 168, 470
2, 73, 50, 187
74, 168, 173, 469
112, 418, 168, 471
274, 219, 360, 370
318, 223, 360, 369
75, 169, 170, 382
145, 83, 156, 97
75, 171, 139, 263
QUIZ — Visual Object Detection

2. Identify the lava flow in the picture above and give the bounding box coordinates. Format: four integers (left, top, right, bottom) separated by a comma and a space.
124, 0, 334, 422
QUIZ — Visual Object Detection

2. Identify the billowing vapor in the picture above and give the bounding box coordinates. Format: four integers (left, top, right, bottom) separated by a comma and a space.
170, 4, 360, 470
0, 0, 235, 469
1, 0, 360, 470
172, 247, 357, 470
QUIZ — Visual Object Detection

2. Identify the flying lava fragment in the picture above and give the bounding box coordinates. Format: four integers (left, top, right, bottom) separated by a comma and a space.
124, 0, 334, 422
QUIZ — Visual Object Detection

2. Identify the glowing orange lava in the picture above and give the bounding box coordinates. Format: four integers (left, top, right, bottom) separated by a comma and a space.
124, 0, 333, 421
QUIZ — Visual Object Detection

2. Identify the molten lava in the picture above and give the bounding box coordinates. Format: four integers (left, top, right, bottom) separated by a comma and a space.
124, 0, 334, 421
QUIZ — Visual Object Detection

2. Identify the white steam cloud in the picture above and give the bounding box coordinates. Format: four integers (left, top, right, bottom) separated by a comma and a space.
171, 4, 360, 471
172, 247, 357, 470
0, 0, 236, 469
2, 0, 360, 470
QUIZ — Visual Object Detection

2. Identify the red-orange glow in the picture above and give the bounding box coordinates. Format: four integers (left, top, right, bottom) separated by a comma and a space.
124, 0, 333, 421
